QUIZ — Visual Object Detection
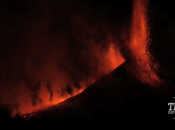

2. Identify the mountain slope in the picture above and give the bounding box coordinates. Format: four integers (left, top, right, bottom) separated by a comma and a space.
25, 62, 175, 123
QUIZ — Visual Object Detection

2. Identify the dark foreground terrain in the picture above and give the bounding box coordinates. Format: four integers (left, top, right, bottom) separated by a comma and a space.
1, 62, 175, 125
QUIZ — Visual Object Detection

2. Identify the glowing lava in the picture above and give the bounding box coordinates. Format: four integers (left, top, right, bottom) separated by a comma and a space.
10, 40, 124, 117
128, 0, 161, 86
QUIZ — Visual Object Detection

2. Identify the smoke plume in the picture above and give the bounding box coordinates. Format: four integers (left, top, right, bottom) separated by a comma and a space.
0, 0, 126, 116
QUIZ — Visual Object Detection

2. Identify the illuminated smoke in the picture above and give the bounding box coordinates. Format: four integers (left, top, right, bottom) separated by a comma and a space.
0, 0, 161, 117
0, 0, 124, 116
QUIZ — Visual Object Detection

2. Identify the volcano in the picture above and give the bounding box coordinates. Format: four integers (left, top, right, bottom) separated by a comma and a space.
2, 62, 174, 124
1, 0, 175, 125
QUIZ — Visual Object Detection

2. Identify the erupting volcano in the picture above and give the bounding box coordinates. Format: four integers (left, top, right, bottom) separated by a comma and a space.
1, 0, 175, 123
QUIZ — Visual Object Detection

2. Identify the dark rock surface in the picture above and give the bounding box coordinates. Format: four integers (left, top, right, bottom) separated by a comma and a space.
24, 62, 175, 123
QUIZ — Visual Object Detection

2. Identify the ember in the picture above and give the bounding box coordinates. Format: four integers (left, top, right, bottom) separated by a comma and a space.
125, 0, 161, 86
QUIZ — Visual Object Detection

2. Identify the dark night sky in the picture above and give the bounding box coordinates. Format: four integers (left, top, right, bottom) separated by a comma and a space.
0, 0, 133, 93
1, 0, 175, 69
149, 0, 175, 72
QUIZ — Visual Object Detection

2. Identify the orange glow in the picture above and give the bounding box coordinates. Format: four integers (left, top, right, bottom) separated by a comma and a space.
11, 83, 86, 117
129, 0, 161, 86
5, 0, 162, 118
10, 37, 124, 117
107, 43, 124, 70
100, 43, 125, 74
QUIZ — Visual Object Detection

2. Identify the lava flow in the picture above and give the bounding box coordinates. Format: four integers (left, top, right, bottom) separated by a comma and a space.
0, 0, 161, 118
1, 30, 125, 117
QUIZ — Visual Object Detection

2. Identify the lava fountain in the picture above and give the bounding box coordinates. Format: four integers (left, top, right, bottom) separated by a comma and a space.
123, 0, 161, 86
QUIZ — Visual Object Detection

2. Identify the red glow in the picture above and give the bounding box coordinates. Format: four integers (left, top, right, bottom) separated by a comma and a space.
128, 0, 161, 86
10, 38, 124, 117
1, 0, 162, 118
